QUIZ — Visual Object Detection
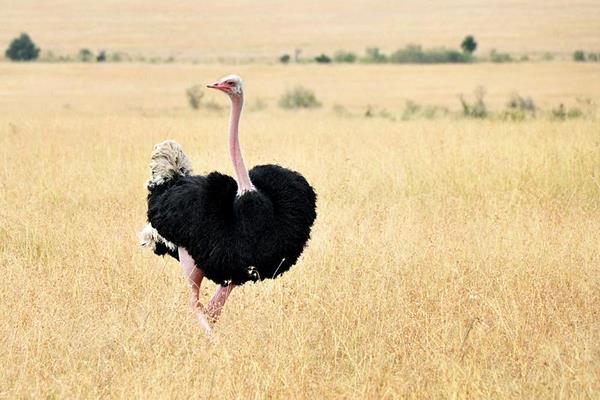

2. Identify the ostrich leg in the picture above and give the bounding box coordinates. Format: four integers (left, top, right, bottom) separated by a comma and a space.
207, 284, 236, 323
178, 247, 212, 335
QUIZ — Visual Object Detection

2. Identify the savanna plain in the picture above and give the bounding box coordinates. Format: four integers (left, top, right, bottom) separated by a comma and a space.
1, 62, 599, 398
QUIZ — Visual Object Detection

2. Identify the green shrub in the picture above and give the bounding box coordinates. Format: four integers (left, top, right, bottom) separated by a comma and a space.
489, 49, 512, 63
459, 86, 487, 118
314, 54, 332, 63
185, 85, 204, 110
542, 52, 555, 61
279, 54, 291, 64
5, 33, 40, 61
333, 50, 357, 63
401, 100, 448, 120
364, 106, 395, 120
550, 104, 584, 120
461, 35, 477, 54
573, 50, 586, 62
401, 100, 421, 120
587, 53, 598, 62
362, 47, 387, 63
567, 107, 583, 118
389, 44, 472, 64
96, 50, 106, 62
551, 104, 566, 120
422, 105, 449, 119
78, 48, 95, 62
279, 87, 321, 109
501, 92, 536, 121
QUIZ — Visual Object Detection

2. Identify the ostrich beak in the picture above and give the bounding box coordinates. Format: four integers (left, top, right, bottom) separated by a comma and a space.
207, 81, 226, 90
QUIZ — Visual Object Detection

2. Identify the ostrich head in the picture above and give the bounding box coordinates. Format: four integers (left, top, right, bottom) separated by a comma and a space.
207, 75, 243, 98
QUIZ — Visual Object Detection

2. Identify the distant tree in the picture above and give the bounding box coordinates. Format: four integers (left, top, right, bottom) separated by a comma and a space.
363, 47, 387, 63
461, 35, 477, 54
588, 53, 599, 62
5, 33, 40, 61
333, 50, 357, 63
573, 50, 586, 62
96, 50, 106, 62
279, 54, 291, 64
78, 48, 94, 62
314, 53, 332, 63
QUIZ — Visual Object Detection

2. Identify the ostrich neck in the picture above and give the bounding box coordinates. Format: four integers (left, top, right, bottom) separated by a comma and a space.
229, 95, 254, 195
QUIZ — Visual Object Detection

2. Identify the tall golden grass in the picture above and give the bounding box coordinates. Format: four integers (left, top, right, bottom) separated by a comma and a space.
0, 64, 599, 398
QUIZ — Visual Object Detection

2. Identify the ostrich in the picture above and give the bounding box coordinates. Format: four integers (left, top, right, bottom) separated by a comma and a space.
140, 75, 317, 334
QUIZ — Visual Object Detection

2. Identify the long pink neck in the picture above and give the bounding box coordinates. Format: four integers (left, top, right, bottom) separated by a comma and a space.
228, 95, 254, 194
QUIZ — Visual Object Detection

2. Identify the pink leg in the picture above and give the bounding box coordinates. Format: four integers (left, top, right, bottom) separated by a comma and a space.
178, 247, 212, 335
207, 284, 236, 323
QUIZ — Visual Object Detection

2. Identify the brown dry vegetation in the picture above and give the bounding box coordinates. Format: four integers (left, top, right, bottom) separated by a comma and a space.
0, 63, 599, 398
1, 0, 600, 58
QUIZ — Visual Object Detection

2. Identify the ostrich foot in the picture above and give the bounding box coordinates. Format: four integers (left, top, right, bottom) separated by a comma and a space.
190, 300, 213, 336
207, 284, 236, 323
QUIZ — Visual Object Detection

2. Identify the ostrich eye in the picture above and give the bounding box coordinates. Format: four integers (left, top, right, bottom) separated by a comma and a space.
227, 81, 234, 85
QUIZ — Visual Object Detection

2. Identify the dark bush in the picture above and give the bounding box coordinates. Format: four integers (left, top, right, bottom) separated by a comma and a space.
573, 50, 585, 62
314, 54, 332, 63
279, 86, 321, 109
333, 50, 357, 63
279, 54, 291, 64
5, 33, 40, 61
461, 35, 477, 54
588, 53, 598, 62
78, 48, 94, 62
96, 50, 106, 62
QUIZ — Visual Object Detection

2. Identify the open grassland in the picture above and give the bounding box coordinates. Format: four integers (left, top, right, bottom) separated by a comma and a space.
1, 64, 599, 398
2, 0, 600, 58
1, 63, 599, 114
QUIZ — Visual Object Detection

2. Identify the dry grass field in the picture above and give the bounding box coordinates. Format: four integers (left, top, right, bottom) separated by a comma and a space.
2, 0, 600, 58
0, 62, 599, 398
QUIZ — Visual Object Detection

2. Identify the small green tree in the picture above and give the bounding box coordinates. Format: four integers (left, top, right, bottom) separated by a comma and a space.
78, 48, 94, 62
573, 50, 586, 62
461, 35, 477, 54
96, 50, 106, 62
314, 54, 332, 63
333, 50, 357, 63
5, 33, 40, 61
279, 54, 291, 64
363, 47, 387, 63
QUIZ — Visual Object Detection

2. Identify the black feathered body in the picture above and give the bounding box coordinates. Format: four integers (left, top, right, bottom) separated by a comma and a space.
147, 164, 316, 285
